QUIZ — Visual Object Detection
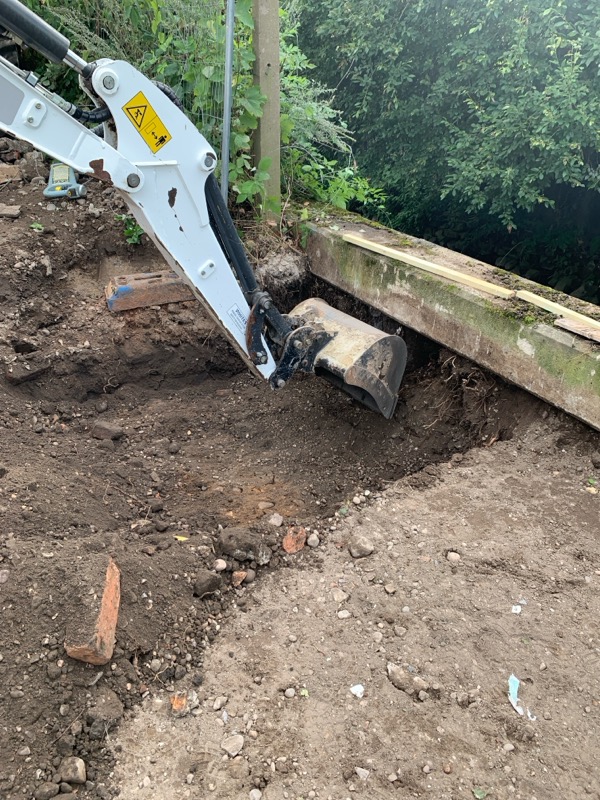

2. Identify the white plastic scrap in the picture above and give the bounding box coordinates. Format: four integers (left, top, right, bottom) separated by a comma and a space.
350, 684, 365, 699
511, 598, 527, 614
508, 674, 536, 721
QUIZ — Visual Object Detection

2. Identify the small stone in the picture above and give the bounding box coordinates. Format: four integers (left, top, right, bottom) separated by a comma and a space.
332, 588, 349, 603
540, 662, 547, 671
213, 696, 228, 711
59, 757, 86, 785
257, 501, 274, 510
0, 569, 9, 584
229, 756, 250, 780
402, 606, 410, 614
34, 783, 60, 800
168, 442, 180, 454
0, 203, 21, 219
355, 767, 369, 781
384, 584, 396, 595
386, 663, 411, 692
249, 790, 262, 800
149, 658, 162, 674
418, 690, 429, 702
387, 773, 398, 782
284, 688, 296, 698
218, 528, 271, 565
350, 684, 365, 699
337, 609, 352, 619
214, 559, 227, 572
170, 690, 199, 717
193, 570, 221, 598
18, 746, 31, 756
288, 634, 298, 642
422, 764, 431, 774
268, 513, 284, 527
443, 763, 453, 774
591, 451, 600, 470
446, 551, 461, 564
503, 742, 515, 752
306, 533, 320, 548
221, 734, 244, 757
348, 535, 374, 558
243, 569, 256, 584
456, 691, 470, 708
90, 420, 124, 440
95, 400, 108, 413
142, 776, 152, 788
232, 570, 247, 587
352, 495, 362, 505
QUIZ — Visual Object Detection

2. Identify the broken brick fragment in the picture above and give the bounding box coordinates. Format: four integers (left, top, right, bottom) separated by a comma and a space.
65, 556, 120, 665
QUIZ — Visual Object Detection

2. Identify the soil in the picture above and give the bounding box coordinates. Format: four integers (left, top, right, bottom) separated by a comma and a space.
1, 157, 599, 800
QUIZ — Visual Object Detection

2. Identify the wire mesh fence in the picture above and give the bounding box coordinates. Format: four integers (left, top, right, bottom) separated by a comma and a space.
50, 0, 230, 157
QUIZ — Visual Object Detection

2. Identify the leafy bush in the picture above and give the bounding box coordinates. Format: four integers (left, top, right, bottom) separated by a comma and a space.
20, 0, 381, 212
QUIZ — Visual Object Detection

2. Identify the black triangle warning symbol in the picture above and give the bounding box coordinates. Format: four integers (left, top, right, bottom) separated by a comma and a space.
125, 104, 147, 128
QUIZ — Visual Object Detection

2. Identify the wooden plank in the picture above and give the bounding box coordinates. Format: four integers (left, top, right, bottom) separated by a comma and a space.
105, 270, 193, 312
555, 317, 600, 344
515, 290, 600, 331
343, 232, 515, 299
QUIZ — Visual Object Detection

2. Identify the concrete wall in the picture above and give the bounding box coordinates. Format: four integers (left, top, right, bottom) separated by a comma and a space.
306, 221, 600, 432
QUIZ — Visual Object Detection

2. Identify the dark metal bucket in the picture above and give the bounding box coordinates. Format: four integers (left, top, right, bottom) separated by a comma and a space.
291, 298, 407, 418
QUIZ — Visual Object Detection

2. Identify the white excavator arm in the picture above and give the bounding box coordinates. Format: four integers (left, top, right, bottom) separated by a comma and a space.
0, 0, 407, 417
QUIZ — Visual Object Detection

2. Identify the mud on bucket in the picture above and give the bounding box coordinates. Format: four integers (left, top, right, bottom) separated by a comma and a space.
291, 298, 407, 419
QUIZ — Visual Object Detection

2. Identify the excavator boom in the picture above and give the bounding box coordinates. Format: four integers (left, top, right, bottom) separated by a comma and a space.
0, 0, 406, 417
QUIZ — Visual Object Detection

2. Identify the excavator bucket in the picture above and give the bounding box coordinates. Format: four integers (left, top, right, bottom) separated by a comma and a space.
291, 299, 407, 419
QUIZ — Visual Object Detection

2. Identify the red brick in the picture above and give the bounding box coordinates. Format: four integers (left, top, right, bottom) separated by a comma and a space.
65, 556, 120, 665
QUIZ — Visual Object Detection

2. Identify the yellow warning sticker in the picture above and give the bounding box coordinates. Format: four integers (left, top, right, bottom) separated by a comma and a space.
122, 91, 172, 153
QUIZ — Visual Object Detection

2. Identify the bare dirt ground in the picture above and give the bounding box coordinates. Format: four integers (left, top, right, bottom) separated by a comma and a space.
1, 150, 599, 800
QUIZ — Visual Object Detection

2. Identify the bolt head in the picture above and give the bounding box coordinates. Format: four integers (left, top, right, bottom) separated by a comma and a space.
276, 378, 286, 388
203, 154, 216, 169
127, 173, 141, 188
102, 74, 116, 90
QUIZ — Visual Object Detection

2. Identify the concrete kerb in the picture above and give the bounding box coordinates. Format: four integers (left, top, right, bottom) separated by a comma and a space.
305, 221, 600, 432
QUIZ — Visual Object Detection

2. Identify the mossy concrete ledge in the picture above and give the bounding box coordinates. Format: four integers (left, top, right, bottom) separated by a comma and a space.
305, 219, 600, 432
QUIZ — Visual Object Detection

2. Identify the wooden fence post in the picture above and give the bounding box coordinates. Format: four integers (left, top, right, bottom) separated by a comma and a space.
253, 0, 281, 215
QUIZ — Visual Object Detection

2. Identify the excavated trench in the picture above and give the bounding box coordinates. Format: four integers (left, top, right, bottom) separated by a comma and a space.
12, 256, 522, 532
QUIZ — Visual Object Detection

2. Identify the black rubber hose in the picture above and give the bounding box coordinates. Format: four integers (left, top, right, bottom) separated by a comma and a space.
205, 173, 293, 340
153, 81, 184, 111
205, 172, 258, 296
72, 105, 112, 123
0, 0, 69, 63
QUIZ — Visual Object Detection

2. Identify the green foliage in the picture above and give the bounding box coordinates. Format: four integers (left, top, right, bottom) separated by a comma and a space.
115, 214, 144, 245
297, 0, 600, 300
298, 0, 600, 227
279, 5, 385, 210
20, 0, 379, 213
